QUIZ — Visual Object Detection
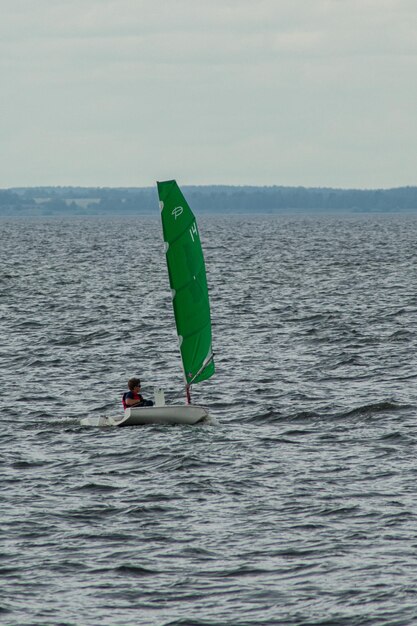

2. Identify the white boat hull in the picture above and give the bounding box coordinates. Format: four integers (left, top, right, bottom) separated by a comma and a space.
80, 404, 209, 427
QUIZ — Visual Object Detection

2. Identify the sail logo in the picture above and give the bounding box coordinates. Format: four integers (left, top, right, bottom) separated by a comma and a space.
172, 206, 183, 219
189, 223, 198, 242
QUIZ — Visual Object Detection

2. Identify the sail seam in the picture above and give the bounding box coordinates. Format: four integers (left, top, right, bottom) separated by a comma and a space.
163, 217, 196, 247
178, 318, 212, 342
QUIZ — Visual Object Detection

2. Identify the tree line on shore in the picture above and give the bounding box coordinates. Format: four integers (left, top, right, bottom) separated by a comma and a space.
1, 184, 417, 216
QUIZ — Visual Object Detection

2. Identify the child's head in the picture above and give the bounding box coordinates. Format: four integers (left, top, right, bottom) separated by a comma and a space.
128, 377, 141, 391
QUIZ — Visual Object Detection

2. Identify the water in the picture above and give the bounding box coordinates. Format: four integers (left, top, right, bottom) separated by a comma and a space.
2, 214, 417, 625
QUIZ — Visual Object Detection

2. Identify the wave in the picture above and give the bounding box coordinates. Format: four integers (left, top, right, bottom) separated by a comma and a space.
336, 400, 412, 420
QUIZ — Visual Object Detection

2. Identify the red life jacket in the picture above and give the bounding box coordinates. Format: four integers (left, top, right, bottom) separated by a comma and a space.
122, 391, 143, 410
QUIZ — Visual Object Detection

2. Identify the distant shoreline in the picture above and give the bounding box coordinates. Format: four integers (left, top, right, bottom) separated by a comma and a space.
1, 185, 417, 216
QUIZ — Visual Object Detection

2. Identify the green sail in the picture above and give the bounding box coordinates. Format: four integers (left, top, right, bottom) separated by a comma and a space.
157, 180, 215, 386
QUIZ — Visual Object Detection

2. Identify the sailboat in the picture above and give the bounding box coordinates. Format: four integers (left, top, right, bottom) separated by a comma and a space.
81, 180, 215, 427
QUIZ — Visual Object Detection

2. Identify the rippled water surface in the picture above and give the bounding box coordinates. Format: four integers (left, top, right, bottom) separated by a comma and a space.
2, 214, 417, 625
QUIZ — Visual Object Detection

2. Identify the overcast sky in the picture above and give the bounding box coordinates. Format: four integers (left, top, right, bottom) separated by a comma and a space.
1, 0, 416, 189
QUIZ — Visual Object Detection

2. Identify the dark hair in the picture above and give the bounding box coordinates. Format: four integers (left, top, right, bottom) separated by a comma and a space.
128, 377, 140, 391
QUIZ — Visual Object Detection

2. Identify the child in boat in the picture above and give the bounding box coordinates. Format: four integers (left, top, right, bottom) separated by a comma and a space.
122, 377, 154, 409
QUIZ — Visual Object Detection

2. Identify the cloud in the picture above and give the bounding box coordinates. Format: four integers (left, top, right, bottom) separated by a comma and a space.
1, 0, 416, 187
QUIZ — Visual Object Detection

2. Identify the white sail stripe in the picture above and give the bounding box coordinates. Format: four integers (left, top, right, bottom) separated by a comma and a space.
187, 348, 214, 385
